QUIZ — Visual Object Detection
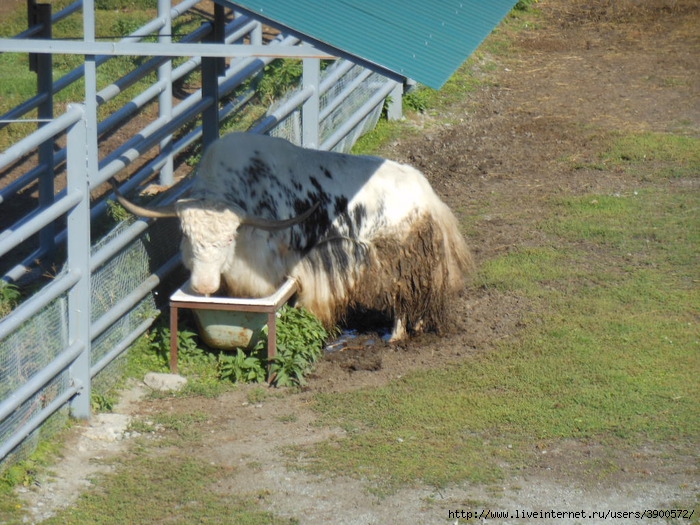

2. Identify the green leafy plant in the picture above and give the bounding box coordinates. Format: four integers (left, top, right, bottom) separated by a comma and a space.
137, 307, 330, 388
1, 461, 39, 489
149, 325, 200, 360
90, 393, 115, 413
144, 323, 216, 373
268, 305, 333, 387
514, 0, 539, 10
0, 438, 63, 492
255, 59, 303, 105
218, 346, 267, 384
216, 306, 332, 387
106, 199, 134, 224
0, 281, 20, 317
402, 86, 434, 113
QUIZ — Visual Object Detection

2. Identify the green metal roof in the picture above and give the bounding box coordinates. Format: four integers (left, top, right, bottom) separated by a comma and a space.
224, 0, 518, 90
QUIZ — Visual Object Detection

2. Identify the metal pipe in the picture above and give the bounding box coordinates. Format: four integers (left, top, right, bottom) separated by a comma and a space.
0, 381, 80, 462
90, 254, 180, 341
65, 99, 92, 419
319, 68, 372, 122
250, 86, 314, 136
0, 107, 82, 169
0, 270, 80, 340
318, 60, 355, 94
0, 39, 334, 59
0, 341, 83, 425
302, 57, 320, 148
321, 80, 398, 151
0, 191, 82, 257
90, 318, 155, 378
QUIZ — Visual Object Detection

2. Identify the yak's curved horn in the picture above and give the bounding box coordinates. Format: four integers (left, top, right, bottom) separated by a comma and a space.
109, 178, 178, 219
241, 201, 320, 231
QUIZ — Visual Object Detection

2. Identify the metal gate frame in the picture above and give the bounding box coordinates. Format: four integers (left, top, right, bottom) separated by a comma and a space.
0, 0, 402, 465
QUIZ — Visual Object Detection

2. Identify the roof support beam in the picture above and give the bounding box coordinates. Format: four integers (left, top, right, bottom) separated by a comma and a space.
302, 58, 320, 149
0, 38, 335, 59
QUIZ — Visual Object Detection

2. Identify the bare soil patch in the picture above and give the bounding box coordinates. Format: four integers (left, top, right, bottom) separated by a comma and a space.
17, 1, 699, 523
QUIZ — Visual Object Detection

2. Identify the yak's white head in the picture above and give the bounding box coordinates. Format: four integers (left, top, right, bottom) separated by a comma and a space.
110, 180, 317, 296
177, 200, 242, 295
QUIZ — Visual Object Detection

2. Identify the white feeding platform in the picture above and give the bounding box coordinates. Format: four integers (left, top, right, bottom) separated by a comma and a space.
168, 277, 299, 377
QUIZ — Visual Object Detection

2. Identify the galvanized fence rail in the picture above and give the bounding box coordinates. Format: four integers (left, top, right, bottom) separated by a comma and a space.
0, 0, 400, 469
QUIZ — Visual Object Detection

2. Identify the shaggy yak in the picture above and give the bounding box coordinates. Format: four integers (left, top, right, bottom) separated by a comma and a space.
112, 132, 474, 341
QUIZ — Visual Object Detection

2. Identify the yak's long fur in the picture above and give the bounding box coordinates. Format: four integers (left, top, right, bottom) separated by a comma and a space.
166, 133, 473, 339
294, 210, 473, 338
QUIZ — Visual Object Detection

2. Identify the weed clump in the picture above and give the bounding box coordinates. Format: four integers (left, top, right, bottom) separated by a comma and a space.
145, 305, 332, 388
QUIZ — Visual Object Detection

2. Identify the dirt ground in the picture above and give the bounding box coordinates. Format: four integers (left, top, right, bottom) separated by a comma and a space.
15, 0, 699, 523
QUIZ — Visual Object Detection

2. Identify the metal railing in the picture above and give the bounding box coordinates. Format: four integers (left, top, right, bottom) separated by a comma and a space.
0, 0, 401, 468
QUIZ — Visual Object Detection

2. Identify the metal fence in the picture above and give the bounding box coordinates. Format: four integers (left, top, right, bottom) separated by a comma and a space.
0, 0, 400, 470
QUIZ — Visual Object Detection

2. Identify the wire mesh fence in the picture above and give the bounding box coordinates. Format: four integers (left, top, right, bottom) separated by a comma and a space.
0, 295, 71, 468
0, 215, 181, 469
320, 65, 386, 152
1, 20, 397, 474
267, 60, 389, 152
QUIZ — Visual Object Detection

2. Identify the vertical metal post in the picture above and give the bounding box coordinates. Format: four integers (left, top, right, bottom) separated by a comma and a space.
302, 58, 320, 148
66, 105, 92, 419
68, 0, 100, 419
29, 1, 56, 260
158, 0, 174, 186
169, 305, 179, 374
201, 3, 225, 148
250, 17, 262, 46
82, 0, 99, 189
213, 3, 226, 78
250, 18, 263, 92
386, 81, 403, 121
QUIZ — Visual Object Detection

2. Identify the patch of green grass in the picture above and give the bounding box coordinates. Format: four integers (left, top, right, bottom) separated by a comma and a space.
351, 118, 415, 156
0, 53, 35, 103
153, 410, 210, 432
477, 246, 567, 294
0, 282, 21, 317
2, 407, 296, 524
514, 0, 540, 11
576, 131, 700, 179
0, 430, 69, 521
40, 454, 294, 525
1, 437, 64, 491
149, 410, 210, 443
545, 189, 699, 277
129, 324, 236, 398
304, 184, 699, 492
309, 381, 517, 491
545, 193, 639, 246
95, 0, 157, 9
607, 131, 699, 164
